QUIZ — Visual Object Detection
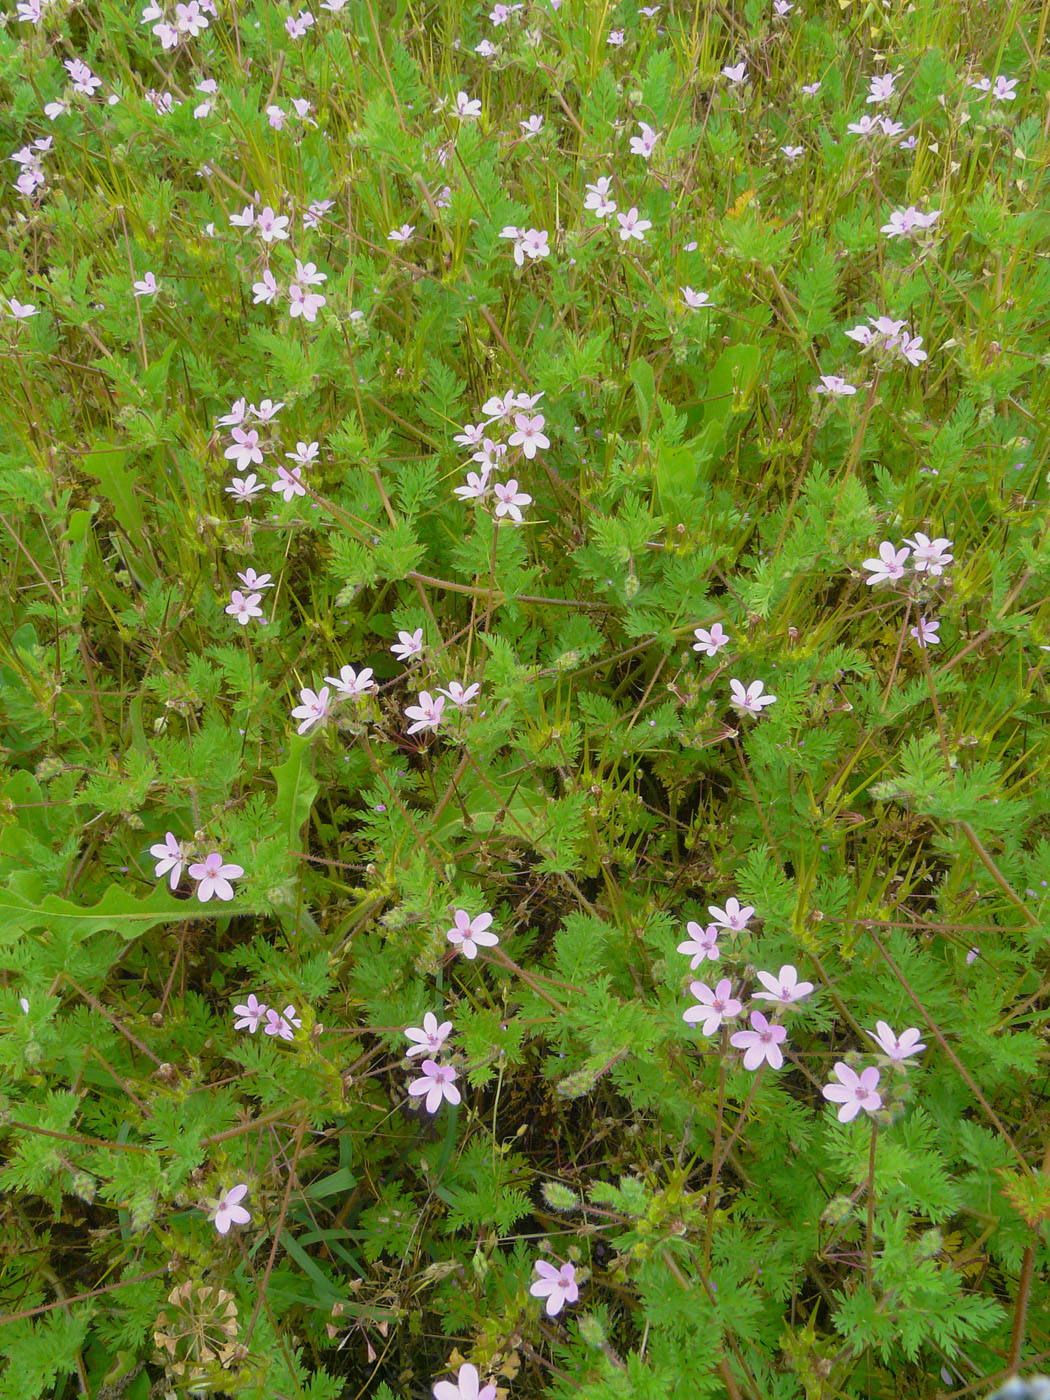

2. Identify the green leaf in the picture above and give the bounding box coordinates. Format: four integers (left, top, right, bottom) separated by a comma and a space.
272, 737, 319, 848
630, 358, 656, 430
0, 875, 254, 945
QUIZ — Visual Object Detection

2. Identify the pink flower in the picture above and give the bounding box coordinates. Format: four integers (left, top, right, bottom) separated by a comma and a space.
866, 73, 895, 104
225, 589, 264, 625
584, 176, 616, 219
815, 375, 857, 397
439, 681, 480, 707
904, 532, 952, 575
446, 908, 498, 959
405, 691, 445, 735
682, 286, 711, 309
6, 298, 38, 320
433, 1364, 496, 1400
508, 413, 549, 459
388, 223, 415, 243
802, 81, 822, 95
683, 978, 742, 1035
992, 75, 1017, 101
224, 427, 263, 471
629, 122, 660, 158
730, 1011, 787, 1071
252, 270, 280, 305
692, 623, 729, 656
391, 628, 424, 662
753, 964, 814, 1006
324, 664, 375, 696
518, 228, 550, 261
897, 332, 927, 365
150, 831, 183, 889
285, 10, 314, 37
861, 540, 910, 586
708, 897, 754, 931
211, 1183, 251, 1234
272, 465, 307, 502
133, 271, 158, 296
910, 616, 940, 649
188, 851, 244, 902
289, 283, 326, 321
866, 1021, 925, 1061
722, 62, 747, 84
493, 479, 532, 522
406, 1011, 453, 1058
255, 206, 290, 243
455, 91, 481, 118
225, 473, 265, 502
822, 1062, 882, 1121
530, 1261, 578, 1316
217, 396, 250, 427
454, 422, 487, 448
728, 678, 776, 715
291, 686, 331, 734
237, 568, 273, 591
616, 207, 652, 243
233, 993, 268, 1032
453, 470, 491, 502
408, 1059, 461, 1113
676, 921, 720, 969
265, 1004, 302, 1039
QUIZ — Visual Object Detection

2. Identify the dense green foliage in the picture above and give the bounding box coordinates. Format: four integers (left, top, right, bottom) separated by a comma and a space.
1, 0, 1050, 1396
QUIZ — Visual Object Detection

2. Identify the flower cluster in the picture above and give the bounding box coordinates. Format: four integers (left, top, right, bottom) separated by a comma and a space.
149, 833, 243, 902
252, 258, 328, 323
232, 994, 303, 1040
290, 662, 377, 734
11, 137, 53, 198
880, 204, 941, 238
451, 388, 547, 520
141, 0, 214, 49
219, 398, 325, 505
861, 532, 953, 586
844, 315, 928, 366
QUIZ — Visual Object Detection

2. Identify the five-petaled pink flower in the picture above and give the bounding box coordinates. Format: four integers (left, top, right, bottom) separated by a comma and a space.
682, 286, 711, 309
910, 616, 940, 649
683, 978, 742, 1035
730, 1011, 787, 1070
265, 1004, 302, 1039
233, 993, 268, 1033
391, 628, 424, 661
150, 831, 183, 890
432, 1363, 497, 1400
676, 921, 720, 969
406, 1011, 454, 1058
211, 1183, 251, 1234
815, 375, 857, 397
405, 691, 445, 735
616, 207, 652, 242
224, 427, 263, 471
325, 664, 375, 696
753, 964, 814, 1006
904, 532, 952, 575
133, 271, 159, 296
225, 589, 264, 625
508, 413, 549, 459
866, 1021, 925, 1061
189, 852, 244, 902
708, 897, 754, 932
408, 1059, 461, 1113
446, 908, 498, 959
693, 623, 729, 656
439, 681, 480, 707
822, 1062, 882, 1121
861, 541, 910, 586
729, 679, 776, 715
291, 686, 331, 734
493, 479, 532, 522
530, 1260, 579, 1316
